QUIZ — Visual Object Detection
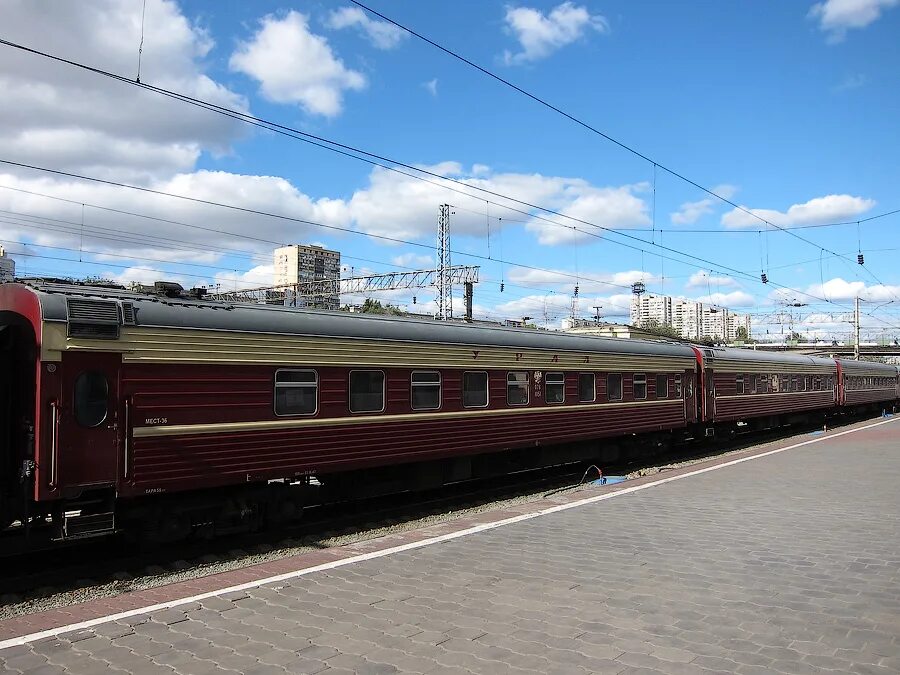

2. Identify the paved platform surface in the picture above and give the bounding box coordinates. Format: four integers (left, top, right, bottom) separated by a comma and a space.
2, 417, 899, 674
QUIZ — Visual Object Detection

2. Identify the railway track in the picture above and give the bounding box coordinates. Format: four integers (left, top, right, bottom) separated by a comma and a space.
0, 414, 870, 615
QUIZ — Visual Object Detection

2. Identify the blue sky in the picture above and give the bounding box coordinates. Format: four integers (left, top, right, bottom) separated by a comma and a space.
0, 0, 898, 340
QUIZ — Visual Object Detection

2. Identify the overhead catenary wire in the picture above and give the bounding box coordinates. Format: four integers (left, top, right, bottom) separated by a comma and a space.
2, 36, 892, 307
0, 39, 897, 329
348, 1, 893, 276
3, 157, 897, 331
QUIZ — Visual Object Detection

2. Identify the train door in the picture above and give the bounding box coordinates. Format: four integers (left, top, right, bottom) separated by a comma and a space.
681, 370, 697, 422
704, 369, 716, 420
56, 352, 120, 491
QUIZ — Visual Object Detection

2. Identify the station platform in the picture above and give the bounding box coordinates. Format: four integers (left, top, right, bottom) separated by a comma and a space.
1, 416, 898, 674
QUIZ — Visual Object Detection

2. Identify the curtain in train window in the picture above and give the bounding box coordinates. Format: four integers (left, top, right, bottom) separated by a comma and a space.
545, 372, 565, 404
578, 373, 596, 402
349, 371, 385, 413
506, 371, 529, 406
274, 369, 317, 416
608, 374, 623, 401
462, 371, 488, 408
411, 371, 441, 410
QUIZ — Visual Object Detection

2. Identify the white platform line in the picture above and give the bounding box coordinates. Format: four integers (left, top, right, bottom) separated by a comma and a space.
1, 415, 896, 651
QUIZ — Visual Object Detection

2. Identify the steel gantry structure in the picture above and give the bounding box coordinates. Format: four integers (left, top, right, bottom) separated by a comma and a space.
207, 265, 480, 307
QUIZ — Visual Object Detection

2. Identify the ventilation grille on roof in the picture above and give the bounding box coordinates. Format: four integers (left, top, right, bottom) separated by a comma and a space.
121, 302, 136, 325
66, 298, 121, 339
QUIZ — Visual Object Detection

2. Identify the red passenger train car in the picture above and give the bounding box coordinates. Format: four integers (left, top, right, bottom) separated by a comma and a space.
0, 280, 896, 545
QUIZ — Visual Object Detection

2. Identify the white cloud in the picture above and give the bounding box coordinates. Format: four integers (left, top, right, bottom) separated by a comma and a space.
721, 194, 875, 229
693, 291, 756, 308
523, 183, 650, 245
0, 161, 651, 280
0, 170, 347, 273
335, 164, 649, 245
392, 253, 434, 269
669, 184, 737, 225
804, 277, 900, 303
230, 11, 366, 117
809, 0, 899, 42
424, 78, 438, 97
0, 0, 248, 183
508, 268, 654, 295
503, 2, 609, 65
685, 270, 740, 291
671, 199, 714, 226
326, 6, 407, 50
212, 264, 275, 291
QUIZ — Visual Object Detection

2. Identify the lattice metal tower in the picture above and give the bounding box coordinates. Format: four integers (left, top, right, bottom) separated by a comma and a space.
436, 204, 452, 320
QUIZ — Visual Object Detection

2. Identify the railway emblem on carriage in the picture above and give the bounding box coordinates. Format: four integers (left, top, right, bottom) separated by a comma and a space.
533, 371, 542, 383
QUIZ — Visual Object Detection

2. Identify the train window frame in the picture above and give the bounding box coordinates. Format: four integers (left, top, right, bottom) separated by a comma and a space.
349, 370, 386, 414
545, 371, 565, 405
674, 374, 682, 398
410, 370, 441, 411
656, 374, 668, 399
750, 374, 757, 394
735, 375, 744, 395
506, 371, 529, 406
274, 369, 318, 417
633, 373, 647, 400
462, 371, 489, 408
608, 373, 623, 402
578, 372, 596, 403
74, 371, 109, 428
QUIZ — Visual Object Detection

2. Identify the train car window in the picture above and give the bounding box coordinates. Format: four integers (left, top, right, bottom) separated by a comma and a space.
578, 373, 596, 403
507, 371, 529, 406
608, 374, 623, 401
674, 374, 682, 398
274, 369, 318, 416
462, 371, 489, 408
74, 371, 109, 428
633, 374, 647, 400
411, 371, 441, 410
771, 375, 780, 393
349, 371, 385, 413
735, 375, 744, 395
750, 374, 757, 394
545, 372, 565, 404
656, 374, 668, 399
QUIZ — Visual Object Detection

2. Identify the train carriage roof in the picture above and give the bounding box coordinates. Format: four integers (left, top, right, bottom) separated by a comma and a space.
22, 281, 701, 358
698, 346, 838, 369
836, 358, 899, 375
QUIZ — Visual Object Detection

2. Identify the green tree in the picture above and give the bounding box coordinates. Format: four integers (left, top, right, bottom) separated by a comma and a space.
642, 319, 684, 340
735, 325, 748, 340
360, 298, 403, 316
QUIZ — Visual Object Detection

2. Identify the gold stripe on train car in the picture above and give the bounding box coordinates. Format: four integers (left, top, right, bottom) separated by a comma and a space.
712, 359, 836, 375
716, 391, 834, 400
44, 323, 697, 372
133, 398, 685, 438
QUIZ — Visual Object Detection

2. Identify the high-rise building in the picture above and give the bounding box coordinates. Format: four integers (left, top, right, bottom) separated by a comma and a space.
273, 244, 341, 310
672, 300, 702, 340
0, 245, 15, 282
630, 294, 673, 327
631, 291, 751, 342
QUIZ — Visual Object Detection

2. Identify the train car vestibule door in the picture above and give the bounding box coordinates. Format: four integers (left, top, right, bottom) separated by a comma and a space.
705, 370, 716, 420
56, 353, 119, 490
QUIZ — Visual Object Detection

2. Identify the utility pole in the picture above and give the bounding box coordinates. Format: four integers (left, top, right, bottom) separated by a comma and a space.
854, 296, 860, 361
593, 306, 603, 324
436, 204, 452, 320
